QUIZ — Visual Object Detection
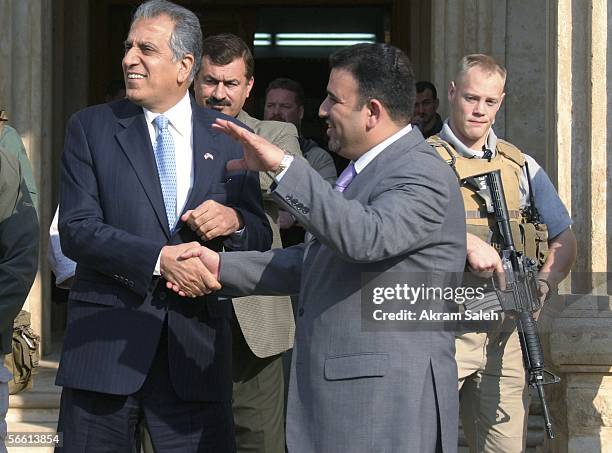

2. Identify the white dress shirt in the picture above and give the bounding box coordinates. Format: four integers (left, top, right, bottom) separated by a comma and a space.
145, 93, 245, 276
48, 206, 77, 288
143, 91, 194, 227
144, 93, 194, 275
353, 123, 412, 174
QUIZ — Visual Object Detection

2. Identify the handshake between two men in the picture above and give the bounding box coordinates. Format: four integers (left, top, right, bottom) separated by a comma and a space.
160, 119, 284, 298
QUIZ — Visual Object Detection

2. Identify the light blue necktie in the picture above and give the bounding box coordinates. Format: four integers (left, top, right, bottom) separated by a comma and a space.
153, 115, 177, 229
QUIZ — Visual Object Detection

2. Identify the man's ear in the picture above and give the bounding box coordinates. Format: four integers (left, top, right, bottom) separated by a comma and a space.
434, 98, 440, 111
245, 77, 255, 98
178, 54, 195, 84
298, 105, 304, 122
366, 99, 384, 128
498, 92, 506, 109
448, 81, 456, 102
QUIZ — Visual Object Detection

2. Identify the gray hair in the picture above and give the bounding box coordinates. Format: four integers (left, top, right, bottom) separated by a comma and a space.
132, 0, 202, 82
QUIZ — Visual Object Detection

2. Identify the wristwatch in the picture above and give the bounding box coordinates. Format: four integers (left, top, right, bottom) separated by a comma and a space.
266, 152, 293, 180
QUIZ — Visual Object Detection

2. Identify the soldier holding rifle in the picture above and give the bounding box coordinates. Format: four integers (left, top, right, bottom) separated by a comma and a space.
429, 54, 577, 453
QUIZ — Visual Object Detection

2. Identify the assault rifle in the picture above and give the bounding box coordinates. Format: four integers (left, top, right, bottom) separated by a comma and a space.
466, 169, 560, 440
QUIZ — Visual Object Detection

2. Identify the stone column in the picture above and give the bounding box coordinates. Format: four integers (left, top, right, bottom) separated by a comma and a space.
430, 0, 549, 163
0, 0, 54, 354
547, 0, 611, 451
431, 0, 508, 136
549, 294, 612, 453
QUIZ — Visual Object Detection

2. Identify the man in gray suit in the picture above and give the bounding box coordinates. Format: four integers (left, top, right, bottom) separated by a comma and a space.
189, 33, 299, 452
173, 43, 466, 452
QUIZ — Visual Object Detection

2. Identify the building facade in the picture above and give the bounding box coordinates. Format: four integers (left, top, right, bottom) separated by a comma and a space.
0, 0, 609, 450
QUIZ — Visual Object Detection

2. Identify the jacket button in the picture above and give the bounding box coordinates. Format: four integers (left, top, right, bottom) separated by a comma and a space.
159, 292, 167, 301
298, 308, 304, 317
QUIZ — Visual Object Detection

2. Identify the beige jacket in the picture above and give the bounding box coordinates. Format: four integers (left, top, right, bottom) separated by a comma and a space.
233, 110, 301, 357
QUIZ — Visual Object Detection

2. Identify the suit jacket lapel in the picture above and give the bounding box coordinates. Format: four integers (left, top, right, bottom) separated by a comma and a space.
183, 101, 223, 213
344, 127, 424, 197
115, 105, 170, 237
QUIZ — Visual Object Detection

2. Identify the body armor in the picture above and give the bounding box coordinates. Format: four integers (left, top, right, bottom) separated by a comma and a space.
428, 135, 548, 267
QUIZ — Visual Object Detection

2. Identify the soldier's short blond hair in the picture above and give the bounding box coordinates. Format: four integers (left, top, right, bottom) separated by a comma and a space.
456, 54, 507, 84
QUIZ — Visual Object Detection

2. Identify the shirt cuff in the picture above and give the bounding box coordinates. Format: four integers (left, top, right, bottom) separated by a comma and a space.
274, 155, 294, 182
154, 252, 161, 276
224, 226, 248, 250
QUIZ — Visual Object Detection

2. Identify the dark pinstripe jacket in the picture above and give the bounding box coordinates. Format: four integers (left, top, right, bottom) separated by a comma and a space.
57, 97, 270, 401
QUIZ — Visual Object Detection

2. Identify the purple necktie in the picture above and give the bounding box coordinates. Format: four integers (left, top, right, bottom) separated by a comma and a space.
334, 162, 357, 193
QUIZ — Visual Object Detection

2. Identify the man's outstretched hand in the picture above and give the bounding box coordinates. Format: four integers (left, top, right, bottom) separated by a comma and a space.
160, 242, 221, 298
165, 245, 221, 297
212, 119, 285, 173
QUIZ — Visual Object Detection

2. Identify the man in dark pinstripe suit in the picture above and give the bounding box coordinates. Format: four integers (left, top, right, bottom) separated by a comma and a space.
55, 2, 270, 451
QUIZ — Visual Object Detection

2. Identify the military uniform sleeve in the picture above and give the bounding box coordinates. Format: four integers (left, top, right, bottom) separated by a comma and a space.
0, 125, 39, 215
0, 150, 39, 349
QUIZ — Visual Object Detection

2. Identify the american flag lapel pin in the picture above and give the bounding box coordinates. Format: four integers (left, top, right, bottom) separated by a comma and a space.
203, 152, 214, 160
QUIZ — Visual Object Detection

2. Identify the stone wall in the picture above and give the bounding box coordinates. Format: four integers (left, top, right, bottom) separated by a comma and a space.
430, 0, 547, 163
548, 1, 611, 436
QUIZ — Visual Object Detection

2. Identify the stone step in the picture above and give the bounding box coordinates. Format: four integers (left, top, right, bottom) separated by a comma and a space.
8, 391, 60, 410
6, 356, 61, 438
6, 355, 549, 451
6, 408, 59, 423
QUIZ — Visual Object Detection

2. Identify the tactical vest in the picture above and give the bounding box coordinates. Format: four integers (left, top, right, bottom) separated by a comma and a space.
428, 135, 548, 266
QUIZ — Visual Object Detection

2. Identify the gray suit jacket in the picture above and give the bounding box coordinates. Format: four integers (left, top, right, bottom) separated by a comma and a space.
233, 110, 300, 357
219, 129, 466, 452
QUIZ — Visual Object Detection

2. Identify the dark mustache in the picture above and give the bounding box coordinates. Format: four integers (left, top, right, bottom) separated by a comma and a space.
206, 97, 231, 107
